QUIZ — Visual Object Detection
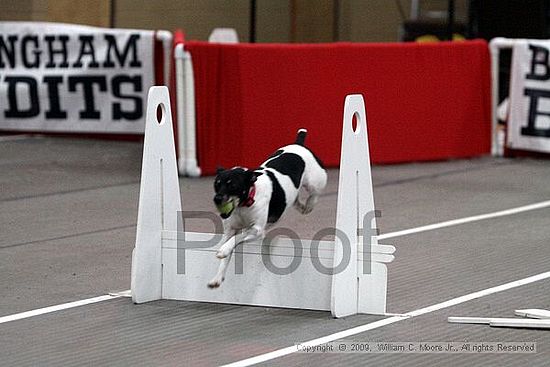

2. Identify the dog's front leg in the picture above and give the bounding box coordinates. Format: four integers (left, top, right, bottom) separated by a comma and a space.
208, 229, 236, 288
217, 224, 264, 259
209, 225, 264, 288
208, 250, 234, 288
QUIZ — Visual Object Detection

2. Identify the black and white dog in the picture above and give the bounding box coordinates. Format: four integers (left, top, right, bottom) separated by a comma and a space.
208, 129, 327, 288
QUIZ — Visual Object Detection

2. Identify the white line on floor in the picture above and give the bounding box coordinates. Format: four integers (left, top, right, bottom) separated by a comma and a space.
0, 294, 121, 324
378, 199, 550, 240
2, 200, 549, 327
221, 270, 550, 367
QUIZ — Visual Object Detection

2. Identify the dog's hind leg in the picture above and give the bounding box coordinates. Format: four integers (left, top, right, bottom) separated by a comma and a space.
293, 198, 308, 214
295, 192, 320, 215
302, 193, 320, 214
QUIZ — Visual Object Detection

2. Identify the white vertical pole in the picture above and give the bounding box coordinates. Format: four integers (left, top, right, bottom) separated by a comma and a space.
489, 37, 516, 157
174, 44, 187, 175
331, 95, 395, 318
131, 87, 182, 303
174, 45, 201, 177
183, 50, 201, 177
331, 95, 367, 318
155, 31, 173, 87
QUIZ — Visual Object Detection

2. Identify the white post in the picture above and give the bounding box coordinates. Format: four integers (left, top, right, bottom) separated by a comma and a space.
174, 44, 186, 175
131, 86, 182, 303
489, 37, 517, 157
174, 44, 201, 177
155, 31, 173, 87
331, 95, 395, 317
183, 50, 201, 177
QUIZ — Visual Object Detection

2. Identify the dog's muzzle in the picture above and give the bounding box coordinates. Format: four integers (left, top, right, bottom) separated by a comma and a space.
214, 195, 235, 218
214, 194, 225, 205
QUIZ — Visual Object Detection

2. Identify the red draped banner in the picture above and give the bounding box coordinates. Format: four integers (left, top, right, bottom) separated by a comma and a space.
185, 40, 491, 175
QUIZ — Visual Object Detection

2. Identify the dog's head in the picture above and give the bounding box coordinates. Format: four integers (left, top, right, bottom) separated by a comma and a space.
213, 167, 261, 218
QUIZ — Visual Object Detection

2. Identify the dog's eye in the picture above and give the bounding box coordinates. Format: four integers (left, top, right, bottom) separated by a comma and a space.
225, 180, 236, 189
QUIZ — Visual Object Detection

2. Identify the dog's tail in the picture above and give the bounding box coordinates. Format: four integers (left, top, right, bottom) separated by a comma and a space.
295, 128, 307, 146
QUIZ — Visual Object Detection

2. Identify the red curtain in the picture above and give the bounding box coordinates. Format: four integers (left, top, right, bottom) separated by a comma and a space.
185, 40, 491, 175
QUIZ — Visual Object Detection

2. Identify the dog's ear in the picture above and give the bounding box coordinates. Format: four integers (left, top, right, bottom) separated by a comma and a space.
216, 166, 225, 174
250, 171, 263, 183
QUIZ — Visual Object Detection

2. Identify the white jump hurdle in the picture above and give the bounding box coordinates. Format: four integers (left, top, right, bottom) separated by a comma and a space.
131, 86, 396, 318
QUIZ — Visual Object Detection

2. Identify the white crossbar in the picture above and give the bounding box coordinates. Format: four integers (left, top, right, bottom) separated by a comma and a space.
515, 309, 550, 319
449, 316, 550, 329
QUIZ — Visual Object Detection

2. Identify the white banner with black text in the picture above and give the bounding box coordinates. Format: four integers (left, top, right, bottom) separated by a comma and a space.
0, 22, 155, 134
509, 40, 550, 153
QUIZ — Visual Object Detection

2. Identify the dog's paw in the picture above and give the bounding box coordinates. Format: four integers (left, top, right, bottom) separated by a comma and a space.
302, 195, 319, 215
294, 200, 308, 214
298, 204, 313, 215
302, 206, 314, 214
207, 278, 223, 288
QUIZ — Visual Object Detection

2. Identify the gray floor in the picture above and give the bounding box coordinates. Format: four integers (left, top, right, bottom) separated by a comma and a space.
1, 136, 549, 366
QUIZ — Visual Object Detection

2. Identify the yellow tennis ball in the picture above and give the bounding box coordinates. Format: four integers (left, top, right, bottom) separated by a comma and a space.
217, 201, 234, 216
